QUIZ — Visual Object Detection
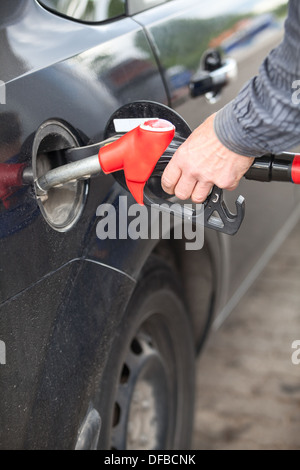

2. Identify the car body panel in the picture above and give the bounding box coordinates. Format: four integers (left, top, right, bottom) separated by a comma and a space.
0, 0, 168, 303
1, 0, 138, 84
0, 259, 135, 449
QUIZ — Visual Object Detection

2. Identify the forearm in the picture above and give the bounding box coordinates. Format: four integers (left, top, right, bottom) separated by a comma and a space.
214, 0, 300, 157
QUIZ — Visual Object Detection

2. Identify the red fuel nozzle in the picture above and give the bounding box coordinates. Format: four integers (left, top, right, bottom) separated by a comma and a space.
0, 163, 25, 208
98, 119, 175, 204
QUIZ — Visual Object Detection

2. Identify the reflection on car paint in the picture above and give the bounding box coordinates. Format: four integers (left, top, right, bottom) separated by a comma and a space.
0, 112, 38, 238
210, 13, 279, 54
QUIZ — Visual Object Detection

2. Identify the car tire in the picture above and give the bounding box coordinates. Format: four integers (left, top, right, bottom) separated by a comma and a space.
96, 256, 196, 450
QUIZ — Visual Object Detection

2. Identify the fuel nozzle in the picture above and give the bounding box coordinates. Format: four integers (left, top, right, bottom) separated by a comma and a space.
32, 112, 246, 235
35, 118, 175, 205
99, 119, 175, 204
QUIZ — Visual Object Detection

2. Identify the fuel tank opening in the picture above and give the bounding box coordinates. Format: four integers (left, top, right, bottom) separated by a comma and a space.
32, 120, 87, 232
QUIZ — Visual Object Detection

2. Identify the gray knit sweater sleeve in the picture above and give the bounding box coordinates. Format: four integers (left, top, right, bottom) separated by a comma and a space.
214, 0, 300, 158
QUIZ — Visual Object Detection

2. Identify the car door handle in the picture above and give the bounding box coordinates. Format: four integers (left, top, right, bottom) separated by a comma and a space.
189, 57, 237, 98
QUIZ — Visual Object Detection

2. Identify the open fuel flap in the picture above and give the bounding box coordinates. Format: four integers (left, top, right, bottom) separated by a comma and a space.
32, 120, 88, 232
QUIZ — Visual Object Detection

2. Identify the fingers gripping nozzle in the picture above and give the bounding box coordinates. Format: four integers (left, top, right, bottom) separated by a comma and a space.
32, 113, 244, 235
98, 119, 175, 205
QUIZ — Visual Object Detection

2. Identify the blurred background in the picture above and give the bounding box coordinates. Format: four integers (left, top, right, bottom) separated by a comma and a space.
192, 221, 300, 450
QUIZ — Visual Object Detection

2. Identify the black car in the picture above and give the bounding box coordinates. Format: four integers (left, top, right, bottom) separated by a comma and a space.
0, 0, 297, 450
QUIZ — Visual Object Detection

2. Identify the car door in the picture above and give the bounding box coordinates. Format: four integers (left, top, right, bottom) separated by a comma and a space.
130, 0, 298, 314
0, 0, 170, 303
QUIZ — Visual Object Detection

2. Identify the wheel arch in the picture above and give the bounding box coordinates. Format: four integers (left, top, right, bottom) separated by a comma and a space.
151, 230, 227, 351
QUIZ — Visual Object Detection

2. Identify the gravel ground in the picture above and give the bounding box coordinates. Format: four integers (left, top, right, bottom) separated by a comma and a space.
192, 221, 300, 450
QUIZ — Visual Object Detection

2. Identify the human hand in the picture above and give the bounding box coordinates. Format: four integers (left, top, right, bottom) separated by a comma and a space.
161, 113, 255, 203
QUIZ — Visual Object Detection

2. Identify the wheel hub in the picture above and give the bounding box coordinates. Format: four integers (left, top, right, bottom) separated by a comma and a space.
111, 334, 169, 450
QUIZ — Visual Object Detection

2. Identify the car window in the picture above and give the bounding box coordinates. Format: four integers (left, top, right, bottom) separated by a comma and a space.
127, 0, 172, 16
38, 0, 126, 23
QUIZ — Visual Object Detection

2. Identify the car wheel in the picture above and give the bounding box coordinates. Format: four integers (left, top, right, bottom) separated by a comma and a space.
96, 256, 196, 450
